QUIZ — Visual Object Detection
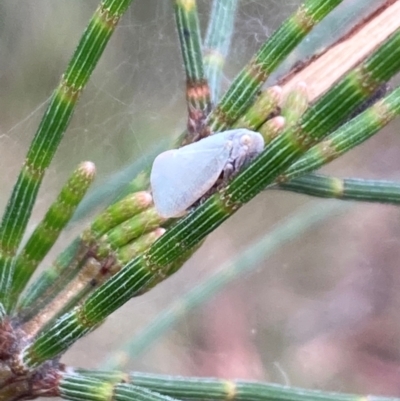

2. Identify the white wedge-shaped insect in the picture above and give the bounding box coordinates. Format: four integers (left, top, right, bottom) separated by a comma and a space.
150, 129, 265, 218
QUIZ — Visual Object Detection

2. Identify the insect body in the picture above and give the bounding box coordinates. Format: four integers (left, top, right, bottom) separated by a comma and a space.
150, 129, 265, 218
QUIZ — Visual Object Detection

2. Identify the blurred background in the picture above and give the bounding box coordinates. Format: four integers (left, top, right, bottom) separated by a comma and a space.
1, 0, 400, 397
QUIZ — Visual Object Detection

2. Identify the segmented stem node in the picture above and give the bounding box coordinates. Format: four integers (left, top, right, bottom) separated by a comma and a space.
98, 4, 122, 27
355, 66, 382, 96
223, 381, 237, 401
372, 98, 395, 126
295, 5, 320, 32
59, 77, 82, 103
219, 190, 242, 214
23, 160, 44, 181
330, 177, 345, 196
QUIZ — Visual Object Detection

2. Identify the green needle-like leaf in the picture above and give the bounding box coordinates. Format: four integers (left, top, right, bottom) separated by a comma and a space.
18, 192, 152, 321
175, 0, 211, 140
96, 208, 165, 257
234, 86, 282, 130
278, 84, 400, 181
280, 83, 309, 128
204, 0, 239, 103
207, 0, 344, 131
77, 370, 399, 401
10, 162, 96, 310
279, 174, 400, 205
0, 0, 135, 312
59, 373, 179, 401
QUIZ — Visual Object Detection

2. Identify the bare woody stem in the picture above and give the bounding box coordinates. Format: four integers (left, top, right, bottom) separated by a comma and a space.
240, 0, 400, 132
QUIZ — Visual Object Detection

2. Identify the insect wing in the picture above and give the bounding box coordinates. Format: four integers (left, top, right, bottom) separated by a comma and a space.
151, 135, 231, 218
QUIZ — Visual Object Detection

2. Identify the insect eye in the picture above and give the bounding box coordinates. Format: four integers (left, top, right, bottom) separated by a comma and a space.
240, 134, 252, 146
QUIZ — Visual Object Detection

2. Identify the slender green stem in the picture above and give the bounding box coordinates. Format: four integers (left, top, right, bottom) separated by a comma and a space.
102, 201, 346, 369
17, 238, 85, 319
76, 370, 399, 401
244, 83, 307, 144
116, 229, 165, 265
259, 116, 286, 144
204, 0, 239, 103
9, 162, 95, 309
18, 192, 152, 321
279, 85, 400, 182
175, 0, 211, 141
0, 0, 134, 312
95, 209, 165, 257
280, 83, 309, 128
59, 373, 179, 401
279, 174, 400, 205
234, 86, 282, 130
19, 207, 164, 337
21, 231, 164, 338
207, 0, 344, 131
70, 141, 166, 224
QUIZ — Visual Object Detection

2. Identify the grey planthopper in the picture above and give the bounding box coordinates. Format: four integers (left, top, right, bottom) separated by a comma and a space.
150, 129, 265, 218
